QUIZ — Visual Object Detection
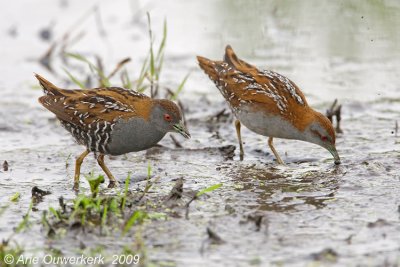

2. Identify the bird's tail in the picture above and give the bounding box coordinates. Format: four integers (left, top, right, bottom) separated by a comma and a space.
34, 73, 63, 96
196, 55, 222, 84
224, 45, 255, 70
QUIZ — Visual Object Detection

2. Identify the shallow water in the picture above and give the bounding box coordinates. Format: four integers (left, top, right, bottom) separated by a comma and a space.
1, 0, 400, 266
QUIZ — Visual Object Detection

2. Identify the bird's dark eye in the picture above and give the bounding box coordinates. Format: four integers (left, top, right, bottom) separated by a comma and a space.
164, 114, 172, 122
321, 136, 328, 141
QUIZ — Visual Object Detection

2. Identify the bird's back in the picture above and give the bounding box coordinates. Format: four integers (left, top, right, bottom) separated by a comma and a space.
197, 46, 309, 118
36, 74, 155, 154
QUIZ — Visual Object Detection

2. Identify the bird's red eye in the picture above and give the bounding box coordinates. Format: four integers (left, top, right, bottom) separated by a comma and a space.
321, 136, 328, 141
164, 114, 172, 122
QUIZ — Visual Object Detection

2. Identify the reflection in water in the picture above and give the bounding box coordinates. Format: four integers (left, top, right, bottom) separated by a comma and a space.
221, 163, 343, 212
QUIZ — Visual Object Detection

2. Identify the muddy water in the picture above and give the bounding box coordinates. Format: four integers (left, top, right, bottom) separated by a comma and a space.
1, 0, 400, 266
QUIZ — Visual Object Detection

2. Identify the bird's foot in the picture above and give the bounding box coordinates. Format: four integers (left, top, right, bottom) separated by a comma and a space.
108, 181, 119, 189
73, 182, 79, 192
276, 158, 286, 165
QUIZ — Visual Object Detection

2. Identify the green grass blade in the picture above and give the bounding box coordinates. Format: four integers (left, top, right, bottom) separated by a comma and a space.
65, 52, 110, 87
196, 183, 222, 197
171, 72, 190, 100
10, 192, 20, 202
121, 173, 131, 210
123, 210, 147, 236
49, 207, 60, 220
156, 18, 167, 63
121, 69, 132, 89
147, 162, 152, 178
16, 201, 33, 233
101, 204, 108, 226
63, 68, 85, 89
0, 205, 8, 217
155, 52, 164, 81
146, 12, 155, 79
136, 54, 149, 91
65, 52, 89, 63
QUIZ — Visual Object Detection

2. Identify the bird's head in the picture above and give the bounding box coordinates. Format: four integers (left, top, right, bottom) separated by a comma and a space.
304, 111, 340, 164
151, 99, 190, 139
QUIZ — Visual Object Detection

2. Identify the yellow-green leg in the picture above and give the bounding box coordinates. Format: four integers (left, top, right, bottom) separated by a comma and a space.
235, 120, 244, 160
268, 137, 285, 165
74, 149, 90, 191
97, 154, 118, 188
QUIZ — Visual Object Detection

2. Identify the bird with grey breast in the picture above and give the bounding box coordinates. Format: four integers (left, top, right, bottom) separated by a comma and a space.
36, 74, 190, 191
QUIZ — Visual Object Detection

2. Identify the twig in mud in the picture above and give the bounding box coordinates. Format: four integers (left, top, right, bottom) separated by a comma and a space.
200, 227, 225, 254
60, 31, 86, 66
3, 160, 9, 171
42, 211, 56, 237
210, 108, 229, 122
107, 58, 131, 80
58, 197, 66, 214
84, 75, 92, 88
170, 135, 183, 148
39, 43, 57, 73
165, 87, 174, 99
65, 153, 72, 170
136, 173, 161, 204
326, 99, 343, 133
96, 55, 105, 87
94, 6, 107, 37
184, 193, 197, 219
242, 213, 266, 232
185, 183, 223, 219
206, 227, 225, 244
38, 5, 96, 72
165, 178, 184, 203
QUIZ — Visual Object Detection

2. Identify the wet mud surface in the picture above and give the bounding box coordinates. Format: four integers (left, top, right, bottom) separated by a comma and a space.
1, 0, 400, 266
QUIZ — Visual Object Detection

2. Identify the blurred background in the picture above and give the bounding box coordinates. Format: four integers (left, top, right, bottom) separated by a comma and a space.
1, 0, 399, 100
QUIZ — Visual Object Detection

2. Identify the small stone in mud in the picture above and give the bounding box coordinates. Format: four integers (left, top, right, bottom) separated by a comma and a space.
39, 28, 52, 41
311, 248, 338, 263
224, 204, 235, 214
345, 234, 353, 244
240, 213, 267, 232
32, 186, 51, 203
80, 241, 86, 250
70, 221, 82, 230
367, 218, 390, 228
59, 197, 66, 214
165, 178, 184, 202
47, 228, 56, 238
3, 161, 9, 171
218, 145, 236, 160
